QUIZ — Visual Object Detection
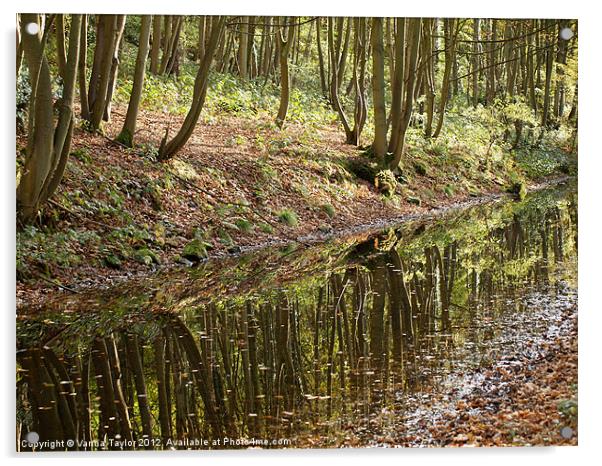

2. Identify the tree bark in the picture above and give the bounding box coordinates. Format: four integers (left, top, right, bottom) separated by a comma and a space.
150, 15, 162, 74
472, 18, 480, 107
158, 16, 226, 160
432, 19, 457, 139
17, 13, 82, 224
116, 15, 152, 147
275, 20, 296, 128
389, 18, 422, 170
238, 16, 249, 78
371, 17, 387, 164
78, 15, 90, 120
55, 14, 67, 79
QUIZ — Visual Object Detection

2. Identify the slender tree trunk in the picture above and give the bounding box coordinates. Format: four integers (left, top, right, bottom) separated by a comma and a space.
328, 17, 353, 142
158, 16, 226, 160
316, 18, 328, 98
102, 15, 126, 122
55, 14, 67, 79
197, 16, 206, 64
116, 15, 152, 147
371, 17, 387, 164
150, 15, 162, 74
78, 15, 90, 120
89, 15, 119, 130
390, 18, 421, 170
472, 18, 480, 107
424, 19, 436, 138
275, 20, 296, 128
541, 21, 554, 128
17, 13, 82, 223
432, 19, 457, 139
238, 16, 249, 78
159, 16, 173, 75
388, 18, 406, 150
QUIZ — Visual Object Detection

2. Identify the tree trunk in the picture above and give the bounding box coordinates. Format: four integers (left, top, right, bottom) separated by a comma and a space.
388, 18, 406, 150
389, 18, 421, 170
78, 15, 90, 120
238, 16, 249, 78
197, 16, 206, 64
432, 18, 457, 139
424, 19, 436, 137
472, 18, 480, 107
541, 21, 554, 128
89, 15, 122, 130
150, 15, 162, 74
371, 17, 387, 164
17, 13, 82, 224
116, 15, 152, 147
102, 15, 126, 122
328, 17, 353, 142
55, 14, 67, 79
275, 20, 296, 128
158, 16, 226, 160
316, 18, 328, 98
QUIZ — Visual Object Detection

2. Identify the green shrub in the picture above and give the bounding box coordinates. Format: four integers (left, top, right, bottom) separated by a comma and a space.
234, 218, 253, 233
103, 253, 122, 269
321, 203, 336, 218
258, 222, 274, 234
277, 208, 299, 227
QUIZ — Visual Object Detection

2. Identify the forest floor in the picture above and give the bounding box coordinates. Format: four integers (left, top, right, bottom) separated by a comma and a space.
16, 105, 576, 307
298, 285, 578, 448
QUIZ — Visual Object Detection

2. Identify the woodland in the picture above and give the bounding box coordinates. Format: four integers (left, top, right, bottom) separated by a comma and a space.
16, 15, 577, 296
15, 14, 579, 450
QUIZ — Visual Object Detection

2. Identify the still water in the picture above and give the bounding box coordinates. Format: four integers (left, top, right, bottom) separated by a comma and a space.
16, 183, 577, 450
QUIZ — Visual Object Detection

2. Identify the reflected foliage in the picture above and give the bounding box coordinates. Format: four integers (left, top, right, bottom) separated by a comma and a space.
16, 185, 577, 450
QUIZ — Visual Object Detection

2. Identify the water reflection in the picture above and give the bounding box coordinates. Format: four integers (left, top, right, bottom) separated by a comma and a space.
16, 185, 577, 450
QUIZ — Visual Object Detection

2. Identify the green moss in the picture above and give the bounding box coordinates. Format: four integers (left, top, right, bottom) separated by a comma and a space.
182, 239, 210, 261
375, 170, 397, 197
444, 185, 455, 197
115, 128, 134, 148
345, 157, 378, 183
558, 398, 578, 422
132, 248, 160, 265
